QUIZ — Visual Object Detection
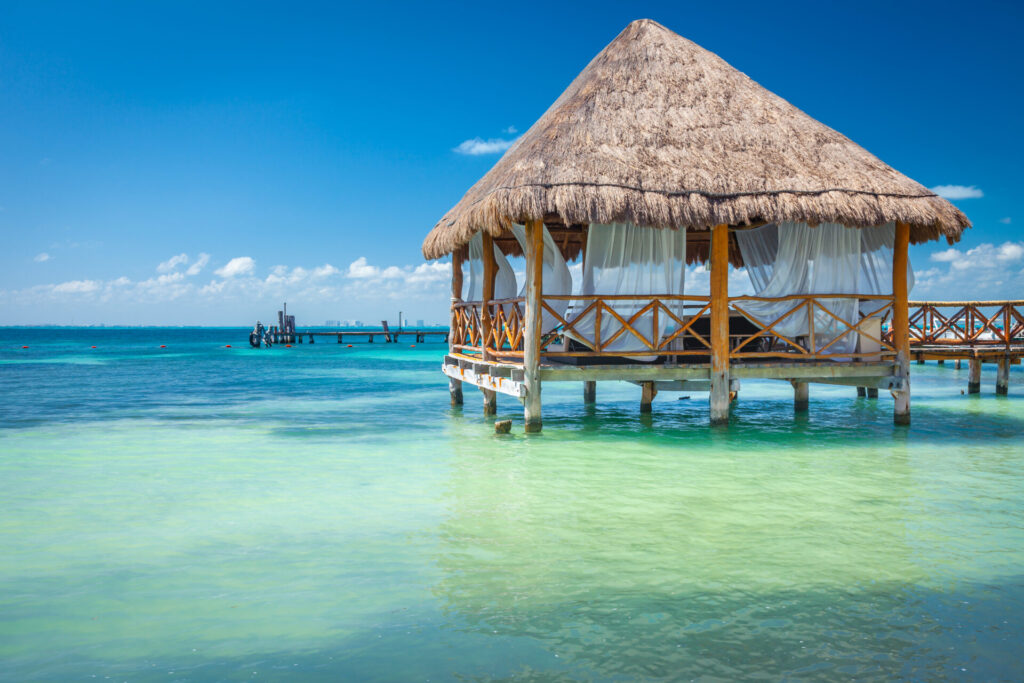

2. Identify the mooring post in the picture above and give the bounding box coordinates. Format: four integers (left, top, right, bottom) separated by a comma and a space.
709, 223, 730, 425
523, 219, 544, 433
793, 381, 809, 412
892, 222, 911, 425
640, 381, 657, 413
996, 357, 1010, 395
583, 380, 596, 404
857, 386, 866, 397
968, 358, 982, 394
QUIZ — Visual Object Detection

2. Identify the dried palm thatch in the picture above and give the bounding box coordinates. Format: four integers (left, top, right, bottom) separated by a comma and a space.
423, 19, 969, 260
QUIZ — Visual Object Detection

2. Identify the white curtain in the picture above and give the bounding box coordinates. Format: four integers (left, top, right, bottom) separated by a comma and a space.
510, 224, 574, 333
463, 232, 517, 302
568, 223, 686, 360
734, 221, 914, 354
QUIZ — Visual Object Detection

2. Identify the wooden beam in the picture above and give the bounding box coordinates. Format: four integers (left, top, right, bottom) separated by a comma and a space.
640, 381, 657, 413
893, 221, 911, 424
523, 220, 544, 432
481, 233, 497, 362
710, 223, 730, 424
969, 357, 982, 394
792, 381, 809, 412
997, 357, 1010, 395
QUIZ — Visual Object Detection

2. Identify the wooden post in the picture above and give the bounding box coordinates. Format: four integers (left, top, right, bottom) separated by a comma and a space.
857, 386, 866, 397
792, 381, 809, 411
481, 233, 497, 362
583, 381, 596, 404
867, 387, 878, 399
640, 381, 657, 413
955, 359, 962, 370
996, 358, 1009, 395
892, 221, 911, 425
481, 388, 497, 415
968, 358, 981, 394
709, 223, 730, 425
449, 249, 464, 407
523, 220, 544, 432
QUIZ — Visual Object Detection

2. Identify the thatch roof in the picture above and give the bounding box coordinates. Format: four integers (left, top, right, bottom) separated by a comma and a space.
423, 19, 969, 260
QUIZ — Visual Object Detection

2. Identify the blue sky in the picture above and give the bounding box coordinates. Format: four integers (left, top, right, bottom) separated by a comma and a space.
2, 0, 1021, 325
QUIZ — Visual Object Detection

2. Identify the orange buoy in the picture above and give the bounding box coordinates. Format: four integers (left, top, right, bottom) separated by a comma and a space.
159, 345, 166, 348
225, 345, 231, 348
346, 344, 353, 348
410, 344, 416, 348
91, 346, 97, 349
285, 344, 292, 348
21, 345, 28, 349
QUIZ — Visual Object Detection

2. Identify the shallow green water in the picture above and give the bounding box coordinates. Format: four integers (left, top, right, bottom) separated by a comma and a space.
1, 329, 1022, 681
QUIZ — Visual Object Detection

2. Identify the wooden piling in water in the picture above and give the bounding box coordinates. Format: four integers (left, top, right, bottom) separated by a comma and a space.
968, 358, 982, 394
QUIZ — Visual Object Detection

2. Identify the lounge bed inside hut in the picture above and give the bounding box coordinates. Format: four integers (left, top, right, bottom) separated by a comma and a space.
425, 19, 970, 430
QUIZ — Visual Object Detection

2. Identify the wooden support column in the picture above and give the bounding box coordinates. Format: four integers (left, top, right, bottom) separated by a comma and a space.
892, 221, 911, 425
640, 381, 657, 413
709, 223, 730, 425
449, 249, 464, 407
955, 359, 962, 370
867, 387, 879, 399
583, 381, 596, 404
857, 386, 866, 397
996, 358, 1009, 395
481, 233, 497, 362
793, 381, 809, 412
481, 388, 497, 415
523, 220, 544, 433
968, 358, 982, 394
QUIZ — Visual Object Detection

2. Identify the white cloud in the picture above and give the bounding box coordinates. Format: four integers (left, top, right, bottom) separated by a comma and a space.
215, 256, 255, 278
454, 137, 517, 155
186, 253, 210, 276
34, 252, 50, 262
157, 253, 189, 273
930, 184, 984, 200
930, 241, 1024, 271
503, 125, 518, 134
51, 279, 101, 294
999, 217, 1012, 225
346, 256, 379, 278
915, 241, 1024, 299
930, 248, 961, 263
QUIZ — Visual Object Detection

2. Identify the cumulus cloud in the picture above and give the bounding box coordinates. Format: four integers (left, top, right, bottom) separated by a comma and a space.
157, 253, 189, 273
34, 252, 50, 262
454, 137, 517, 155
916, 241, 1024, 298
186, 253, 210, 276
503, 125, 518, 134
930, 241, 1024, 270
999, 217, 1012, 225
215, 256, 255, 278
930, 184, 984, 200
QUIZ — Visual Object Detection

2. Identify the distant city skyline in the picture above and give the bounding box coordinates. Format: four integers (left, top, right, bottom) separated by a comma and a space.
1, 1, 1021, 324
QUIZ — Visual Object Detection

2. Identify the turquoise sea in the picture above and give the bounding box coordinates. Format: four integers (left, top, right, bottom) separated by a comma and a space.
1, 327, 1022, 681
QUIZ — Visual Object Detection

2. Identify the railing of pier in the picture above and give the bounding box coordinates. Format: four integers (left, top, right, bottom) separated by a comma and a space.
886, 301, 1024, 348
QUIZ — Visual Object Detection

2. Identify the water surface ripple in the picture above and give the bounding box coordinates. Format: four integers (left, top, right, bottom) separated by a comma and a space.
1, 328, 1022, 681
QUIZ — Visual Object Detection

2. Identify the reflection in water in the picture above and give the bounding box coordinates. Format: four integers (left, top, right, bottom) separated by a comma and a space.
435, 408, 1023, 680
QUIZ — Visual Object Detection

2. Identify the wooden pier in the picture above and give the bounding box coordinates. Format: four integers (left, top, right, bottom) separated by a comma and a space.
258, 327, 449, 345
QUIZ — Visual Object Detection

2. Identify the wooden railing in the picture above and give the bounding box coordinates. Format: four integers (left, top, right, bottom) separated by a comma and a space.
729, 294, 896, 361
892, 301, 1024, 348
453, 293, 899, 362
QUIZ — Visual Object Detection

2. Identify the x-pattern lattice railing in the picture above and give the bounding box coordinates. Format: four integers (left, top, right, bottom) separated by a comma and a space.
729, 294, 895, 360
894, 301, 1024, 347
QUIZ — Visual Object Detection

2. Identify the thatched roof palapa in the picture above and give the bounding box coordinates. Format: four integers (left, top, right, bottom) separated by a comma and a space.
423, 19, 969, 260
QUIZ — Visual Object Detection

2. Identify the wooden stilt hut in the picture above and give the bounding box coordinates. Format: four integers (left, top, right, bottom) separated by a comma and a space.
424, 19, 970, 431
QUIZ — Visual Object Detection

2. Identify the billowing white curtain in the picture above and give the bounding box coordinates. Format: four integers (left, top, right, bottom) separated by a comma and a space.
734, 221, 914, 354
463, 232, 517, 302
510, 224, 574, 333
568, 223, 686, 360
